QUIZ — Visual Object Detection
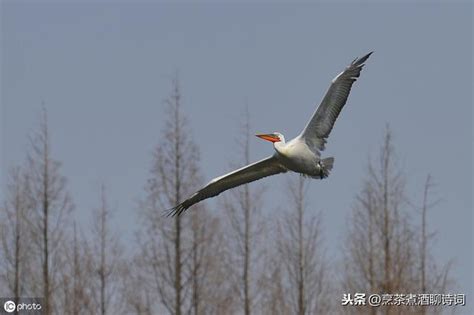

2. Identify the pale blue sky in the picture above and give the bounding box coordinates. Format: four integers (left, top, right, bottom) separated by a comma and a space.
1, 1, 472, 310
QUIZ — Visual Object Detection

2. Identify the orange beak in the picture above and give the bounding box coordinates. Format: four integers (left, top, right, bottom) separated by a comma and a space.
256, 133, 280, 143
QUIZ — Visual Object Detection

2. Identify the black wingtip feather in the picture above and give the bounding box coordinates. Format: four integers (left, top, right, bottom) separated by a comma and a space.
163, 204, 187, 217
354, 51, 373, 66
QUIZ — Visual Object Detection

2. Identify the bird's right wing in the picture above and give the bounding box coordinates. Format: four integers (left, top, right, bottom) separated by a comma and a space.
166, 155, 287, 216
299, 52, 372, 152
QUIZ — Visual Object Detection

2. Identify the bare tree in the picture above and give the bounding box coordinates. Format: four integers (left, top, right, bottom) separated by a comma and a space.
416, 175, 452, 315
0, 166, 33, 304
276, 176, 331, 315
59, 222, 93, 315
27, 107, 74, 314
341, 127, 453, 314
138, 76, 213, 314
342, 128, 416, 314
185, 208, 231, 315
223, 108, 266, 315
120, 255, 153, 315
88, 184, 123, 315
259, 246, 290, 315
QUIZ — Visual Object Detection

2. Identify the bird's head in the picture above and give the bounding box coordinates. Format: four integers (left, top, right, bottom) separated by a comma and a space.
255, 132, 285, 144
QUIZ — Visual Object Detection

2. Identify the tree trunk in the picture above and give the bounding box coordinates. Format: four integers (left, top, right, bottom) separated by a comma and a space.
243, 116, 251, 315
43, 129, 50, 315
100, 194, 106, 315
297, 178, 305, 315
174, 90, 182, 315
14, 186, 21, 309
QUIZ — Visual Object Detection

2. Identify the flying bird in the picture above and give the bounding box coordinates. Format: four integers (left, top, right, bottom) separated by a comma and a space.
167, 52, 372, 216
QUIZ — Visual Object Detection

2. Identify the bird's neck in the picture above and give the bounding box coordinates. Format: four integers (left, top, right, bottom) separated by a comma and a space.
274, 141, 286, 153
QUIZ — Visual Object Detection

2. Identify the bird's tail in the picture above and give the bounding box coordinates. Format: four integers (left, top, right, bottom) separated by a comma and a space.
320, 157, 334, 178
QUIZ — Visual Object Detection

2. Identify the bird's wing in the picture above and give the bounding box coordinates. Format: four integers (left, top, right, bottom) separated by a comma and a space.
299, 52, 372, 151
166, 155, 287, 216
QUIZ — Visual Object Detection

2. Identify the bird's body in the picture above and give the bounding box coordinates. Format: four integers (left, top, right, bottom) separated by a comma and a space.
167, 52, 372, 216
274, 136, 323, 177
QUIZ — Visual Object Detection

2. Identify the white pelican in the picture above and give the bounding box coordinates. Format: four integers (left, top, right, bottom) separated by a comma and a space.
167, 52, 372, 216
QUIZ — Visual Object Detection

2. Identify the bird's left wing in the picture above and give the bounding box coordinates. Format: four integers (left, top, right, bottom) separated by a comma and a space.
166, 155, 287, 216
299, 52, 372, 151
